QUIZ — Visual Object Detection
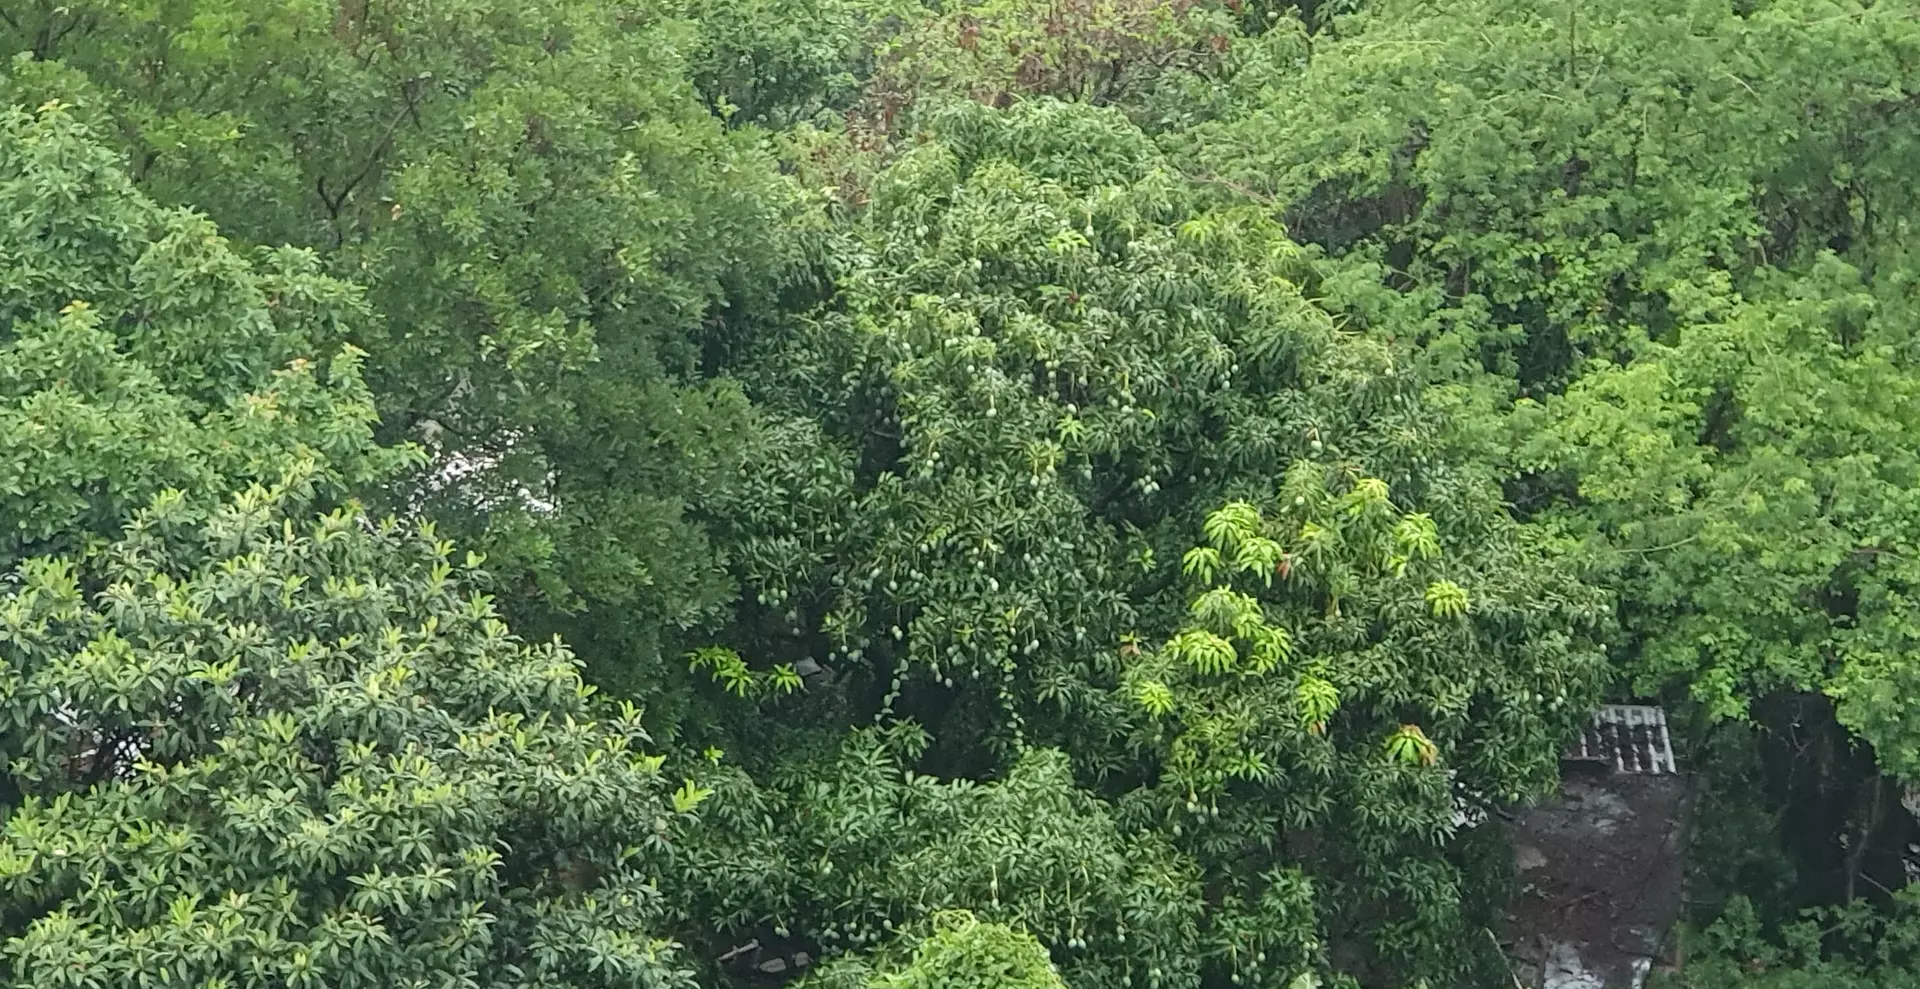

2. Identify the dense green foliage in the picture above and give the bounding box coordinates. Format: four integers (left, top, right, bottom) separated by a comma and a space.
3, 0, 1920, 987
0, 104, 398, 569
0, 0, 793, 687
807, 909, 1074, 989
0, 482, 699, 989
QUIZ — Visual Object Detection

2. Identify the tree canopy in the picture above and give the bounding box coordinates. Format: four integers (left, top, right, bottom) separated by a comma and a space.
0, 102, 398, 569
0, 0, 795, 688
5, 0, 1920, 987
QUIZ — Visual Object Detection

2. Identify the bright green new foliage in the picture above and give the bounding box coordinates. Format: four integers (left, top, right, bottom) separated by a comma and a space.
1522, 256, 1920, 765
797, 910, 1071, 989
700, 96, 1610, 989
1196, 0, 1920, 773
10, 0, 1920, 986
661, 726, 1204, 989
1121, 468, 1607, 987
1198, 0, 1920, 395
722, 98, 1416, 765
871, 911, 1070, 989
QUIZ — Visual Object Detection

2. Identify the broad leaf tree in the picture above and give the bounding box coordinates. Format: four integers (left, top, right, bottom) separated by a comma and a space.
809, 910, 1074, 989
0, 481, 700, 989
692, 99, 1609, 988
1195, 0, 1920, 398
1123, 468, 1605, 986
0, 0, 796, 688
0, 102, 399, 570
0, 102, 700, 989
1190, 0, 1920, 960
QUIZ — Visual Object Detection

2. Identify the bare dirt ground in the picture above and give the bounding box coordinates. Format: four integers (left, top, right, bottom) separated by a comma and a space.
1501, 766, 1691, 989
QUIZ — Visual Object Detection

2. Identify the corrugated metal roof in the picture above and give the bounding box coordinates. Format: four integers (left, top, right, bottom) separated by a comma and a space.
1564, 705, 1677, 775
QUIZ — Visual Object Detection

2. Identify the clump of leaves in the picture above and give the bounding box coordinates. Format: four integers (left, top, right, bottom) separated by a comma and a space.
0, 102, 407, 571
875, 910, 1071, 989
1118, 465, 1607, 986
0, 478, 700, 988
